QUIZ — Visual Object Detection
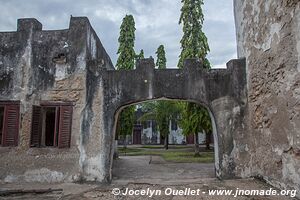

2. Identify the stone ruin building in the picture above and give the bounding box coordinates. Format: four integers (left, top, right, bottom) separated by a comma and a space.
0, 1, 299, 198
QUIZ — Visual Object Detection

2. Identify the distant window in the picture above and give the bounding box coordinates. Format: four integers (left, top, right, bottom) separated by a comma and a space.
0, 101, 20, 147
171, 120, 178, 131
152, 121, 157, 132
142, 120, 151, 129
148, 121, 151, 128
30, 102, 73, 148
142, 121, 147, 129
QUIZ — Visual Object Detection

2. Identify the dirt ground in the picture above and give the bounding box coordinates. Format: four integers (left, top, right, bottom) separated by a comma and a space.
112, 156, 215, 182
0, 156, 298, 200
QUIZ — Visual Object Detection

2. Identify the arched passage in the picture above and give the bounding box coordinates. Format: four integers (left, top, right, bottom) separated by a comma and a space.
80, 57, 247, 182
112, 99, 220, 178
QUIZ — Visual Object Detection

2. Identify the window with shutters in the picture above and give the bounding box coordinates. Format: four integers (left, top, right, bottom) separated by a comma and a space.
0, 101, 20, 147
30, 102, 73, 148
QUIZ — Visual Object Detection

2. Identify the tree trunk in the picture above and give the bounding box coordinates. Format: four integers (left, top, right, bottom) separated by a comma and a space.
194, 132, 200, 156
164, 135, 169, 150
160, 135, 164, 145
205, 132, 211, 150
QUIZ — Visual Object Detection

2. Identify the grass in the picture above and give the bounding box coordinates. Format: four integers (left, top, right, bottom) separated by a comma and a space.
118, 146, 214, 163
118, 147, 142, 154
162, 151, 214, 163
140, 145, 190, 149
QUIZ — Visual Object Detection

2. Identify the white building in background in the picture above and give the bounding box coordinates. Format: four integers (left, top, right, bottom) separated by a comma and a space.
118, 108, 212, 145
132, 119, 207, 145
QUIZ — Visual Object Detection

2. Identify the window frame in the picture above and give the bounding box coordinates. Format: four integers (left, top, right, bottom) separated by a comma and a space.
42, 106, 60, 147
30, 101, 74, 148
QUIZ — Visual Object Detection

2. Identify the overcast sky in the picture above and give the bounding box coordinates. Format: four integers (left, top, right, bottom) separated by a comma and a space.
0, 0, 237, 68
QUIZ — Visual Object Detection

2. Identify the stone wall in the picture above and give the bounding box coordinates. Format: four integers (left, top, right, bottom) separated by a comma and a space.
101, 58, 247, 181
0, 17, 113, 183
234, 0, 300, 195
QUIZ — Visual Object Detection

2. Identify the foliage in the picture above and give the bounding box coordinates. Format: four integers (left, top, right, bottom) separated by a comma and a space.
116, 14, 136, 70
155, 45, 167, 69
136, 49, 145, 61
116, 14, 136, 138
178, 102, 212, 136
178, 0, 210, 69
117, 106, 135, 138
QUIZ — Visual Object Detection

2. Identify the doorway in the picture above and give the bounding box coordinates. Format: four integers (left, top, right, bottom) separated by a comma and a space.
44, 107, 58, 146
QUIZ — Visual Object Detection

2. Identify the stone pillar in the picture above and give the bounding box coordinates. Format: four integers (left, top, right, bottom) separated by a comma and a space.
17, 18, 42, 32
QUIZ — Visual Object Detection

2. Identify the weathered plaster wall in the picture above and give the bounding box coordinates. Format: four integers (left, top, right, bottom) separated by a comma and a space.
97, 58, 247, 181
0, 17, 113, 183
234, 0, 300, 195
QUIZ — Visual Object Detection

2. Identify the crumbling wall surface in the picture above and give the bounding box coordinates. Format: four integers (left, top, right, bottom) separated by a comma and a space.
96, 58, 247, 182
75, 20, 114, 182
0, 17, 113, 183
78, 66, 107, 182
234, 0, 300, 195
0, 32, 21, 96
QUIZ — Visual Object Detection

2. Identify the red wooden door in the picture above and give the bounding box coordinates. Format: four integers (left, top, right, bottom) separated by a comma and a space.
132, 125, 142, 144
186, 134, 194, 144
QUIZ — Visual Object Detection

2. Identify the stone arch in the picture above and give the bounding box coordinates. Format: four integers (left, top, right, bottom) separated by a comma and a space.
80, 57, 247, 182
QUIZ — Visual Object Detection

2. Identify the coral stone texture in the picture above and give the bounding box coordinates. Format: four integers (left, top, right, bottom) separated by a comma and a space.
234, 0, 300, 195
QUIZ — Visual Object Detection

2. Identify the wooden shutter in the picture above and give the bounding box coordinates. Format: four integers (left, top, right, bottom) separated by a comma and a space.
30, 106, 42, 147
58, 106, 73, 148
2, 104, 20, 147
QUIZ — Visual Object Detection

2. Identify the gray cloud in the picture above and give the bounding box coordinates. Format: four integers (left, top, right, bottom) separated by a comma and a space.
0, 0, 237, 68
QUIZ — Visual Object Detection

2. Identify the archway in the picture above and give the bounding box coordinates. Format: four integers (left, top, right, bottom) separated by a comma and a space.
112, 98, 220, 180
79, 57, 246, 182
93, 57, 247, 182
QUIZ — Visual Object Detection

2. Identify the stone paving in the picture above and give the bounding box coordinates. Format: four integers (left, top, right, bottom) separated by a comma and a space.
0, 156, 297, 199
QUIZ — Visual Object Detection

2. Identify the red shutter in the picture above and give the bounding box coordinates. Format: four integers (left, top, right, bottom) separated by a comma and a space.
58, 106, 72, 148
2, 104, 20, 147
30, 106, 42, 147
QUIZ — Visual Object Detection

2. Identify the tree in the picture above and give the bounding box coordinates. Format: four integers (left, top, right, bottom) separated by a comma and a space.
178, 0, 212, 155
116, 14, 136, 70
178, 0, 210, 69
155, 45, 167, 69
136, 49, 144, 60
178, 103, 212, 152
116, 15, 136, 144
